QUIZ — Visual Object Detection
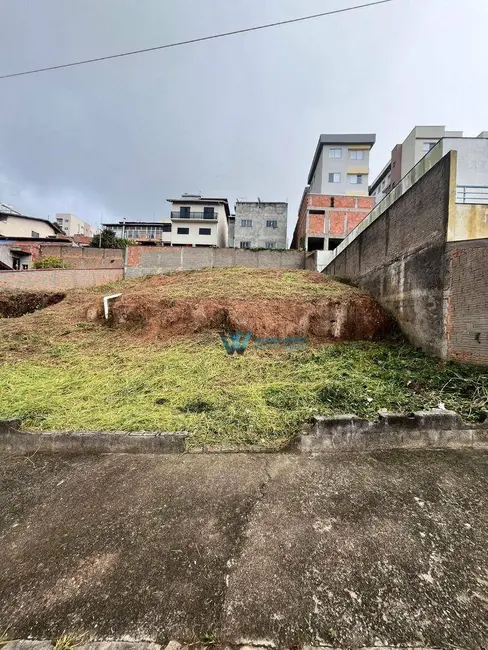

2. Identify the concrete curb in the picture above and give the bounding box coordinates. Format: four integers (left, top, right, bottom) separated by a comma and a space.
300, 409, 488, 453
0, 420, 188, 455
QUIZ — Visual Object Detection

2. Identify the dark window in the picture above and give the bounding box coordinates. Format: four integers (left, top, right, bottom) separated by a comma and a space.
203, 207, 215, 219
177, 227, 189, 235
13, 258, 20, 270
199, 228, 211, 235
179, 206, 190, 217
265, 242, 276, 249
309, 210, 325, 215
266, 220, 278, 229
0, 214, 7, 222
31, 231, 39, 238
239, 241, 251, 249
22, 264, 28, 270
162, 224, 172, 232
240, 219, 252, 227
331, 197, 335, 207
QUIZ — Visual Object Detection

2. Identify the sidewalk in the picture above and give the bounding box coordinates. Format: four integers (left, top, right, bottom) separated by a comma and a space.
0, 450, 486, 648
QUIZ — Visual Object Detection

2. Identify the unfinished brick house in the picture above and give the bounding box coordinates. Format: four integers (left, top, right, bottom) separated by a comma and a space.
291, 134, 376, 251
291, 188, 375, 251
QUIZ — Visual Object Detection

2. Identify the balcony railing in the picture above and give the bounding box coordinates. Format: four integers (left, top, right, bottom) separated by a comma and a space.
171, 211, 217, 220
456, 185, 488, 204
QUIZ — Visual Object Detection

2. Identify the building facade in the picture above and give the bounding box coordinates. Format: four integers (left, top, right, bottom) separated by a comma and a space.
369, 126, 469, 203
291, 188, 374, 252
233, 201, 287, 249
55, 213, 94, 238
308, 134, 376, 196
291, 134, 376, 252
168, 195, 229, 247
0, 211, 63, 240
103, 195, 230, 248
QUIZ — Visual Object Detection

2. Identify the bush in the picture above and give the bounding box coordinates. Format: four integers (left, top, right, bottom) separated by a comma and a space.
33, 257, 69, 269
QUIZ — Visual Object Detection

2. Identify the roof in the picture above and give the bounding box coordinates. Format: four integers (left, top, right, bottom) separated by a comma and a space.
0, 211, 65, 234
307, 133, 376, 184
0, 235, 72, 243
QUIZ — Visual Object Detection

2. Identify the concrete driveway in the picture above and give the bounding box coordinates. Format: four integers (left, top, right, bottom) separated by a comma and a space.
0, 450, 487, 648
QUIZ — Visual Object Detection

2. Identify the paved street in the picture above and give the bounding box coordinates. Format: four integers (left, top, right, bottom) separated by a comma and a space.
0, 450, 487, 648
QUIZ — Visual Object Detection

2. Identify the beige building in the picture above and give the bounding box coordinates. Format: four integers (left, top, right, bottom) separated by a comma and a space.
55, 213, 94, 238
0, 211, 62, 239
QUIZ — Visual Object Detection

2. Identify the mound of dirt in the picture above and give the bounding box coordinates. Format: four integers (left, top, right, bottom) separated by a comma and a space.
0, 291, 66, 318
90, 294, 391, 341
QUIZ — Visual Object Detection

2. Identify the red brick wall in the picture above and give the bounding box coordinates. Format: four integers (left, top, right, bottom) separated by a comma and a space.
309, 213, 325, 234
0, 243, 124, 269
445, 240, 488, 365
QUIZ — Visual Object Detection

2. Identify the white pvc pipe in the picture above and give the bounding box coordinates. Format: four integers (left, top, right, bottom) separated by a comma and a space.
103, 293, 122, 319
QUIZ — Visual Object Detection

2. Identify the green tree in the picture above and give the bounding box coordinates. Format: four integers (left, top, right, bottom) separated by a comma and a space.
90, 229, 134, 249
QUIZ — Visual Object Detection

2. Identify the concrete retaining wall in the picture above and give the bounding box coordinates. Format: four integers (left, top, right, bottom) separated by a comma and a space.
325, 153, 454, 358
0, 267, 123, 290
300, 410, 488, 453
125, 246, 305, 277
0, 420, 187, 454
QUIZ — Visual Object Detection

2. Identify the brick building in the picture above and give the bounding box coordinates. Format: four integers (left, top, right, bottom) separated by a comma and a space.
291, 187, 374, 251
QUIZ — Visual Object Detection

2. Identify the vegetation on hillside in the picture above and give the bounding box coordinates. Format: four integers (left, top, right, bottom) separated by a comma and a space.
0, 269, 486, 449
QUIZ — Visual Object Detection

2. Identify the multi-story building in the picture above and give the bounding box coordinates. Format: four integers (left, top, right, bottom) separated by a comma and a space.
369, 126, 467, 203
168, 195, 229, 247
291, 134, 376, 252
103, 195, 230, 248
55, 213, 93, 238
233, 201, 288, 249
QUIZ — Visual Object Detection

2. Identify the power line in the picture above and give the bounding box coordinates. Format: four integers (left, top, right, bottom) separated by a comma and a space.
0, 0, 395, 80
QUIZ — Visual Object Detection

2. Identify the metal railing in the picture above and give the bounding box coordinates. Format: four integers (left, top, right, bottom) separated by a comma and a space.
171, 211, 217, 220
456, 185, 488, 204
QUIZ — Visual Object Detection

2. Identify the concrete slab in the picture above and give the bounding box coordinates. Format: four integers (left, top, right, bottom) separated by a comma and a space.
0, 451, 486, 648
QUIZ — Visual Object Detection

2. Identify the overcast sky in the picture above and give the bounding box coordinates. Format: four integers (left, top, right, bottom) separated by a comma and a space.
0, 0, 487, 236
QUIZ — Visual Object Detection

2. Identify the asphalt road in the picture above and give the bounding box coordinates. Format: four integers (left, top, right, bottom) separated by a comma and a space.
0, 450, 487, 648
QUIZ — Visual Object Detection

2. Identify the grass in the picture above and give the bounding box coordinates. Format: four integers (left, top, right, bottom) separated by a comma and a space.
0, 269, 486, 450
86, 267, 361, 301
0, 329, 486, 449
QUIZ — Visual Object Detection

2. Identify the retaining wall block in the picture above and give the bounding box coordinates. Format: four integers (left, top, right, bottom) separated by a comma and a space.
0, 426, 188, 455
300, 410, 488, 453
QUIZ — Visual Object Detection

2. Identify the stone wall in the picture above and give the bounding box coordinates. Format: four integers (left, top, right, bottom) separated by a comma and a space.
125, 246, 305, 277
326, 153, 453, 358
0, 268, 123, 290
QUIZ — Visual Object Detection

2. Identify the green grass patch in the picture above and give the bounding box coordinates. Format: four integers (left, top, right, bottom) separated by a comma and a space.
0, 333, 486, 449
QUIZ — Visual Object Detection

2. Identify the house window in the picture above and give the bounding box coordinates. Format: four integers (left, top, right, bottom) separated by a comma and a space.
240, 241, 251, 249
350, 149, 364, 160
265, 242, 276, 249
179, 206, 190, 217
31, 230, 40, 238
22, 264, 28, 270
162, 224, 172, 232
328, 173, 341, 183
423, 141, 436, 152
266, 220, 278, 229
177, 227, 189, 235
203, 207, 215, 219
240, 219, 252, 227
329, 148, 342, 158
199, 227, 211, 235
348, 174, 364, 185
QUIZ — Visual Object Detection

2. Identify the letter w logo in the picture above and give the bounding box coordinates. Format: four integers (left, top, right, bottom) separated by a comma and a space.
219, 331, 252, 355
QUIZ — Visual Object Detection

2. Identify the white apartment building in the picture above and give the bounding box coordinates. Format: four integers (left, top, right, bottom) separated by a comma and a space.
308, 134, 376, 197
369, 126, 466, 203
103, 195, 230, 248
55, 213, 94, 238
167, 195, 229, 247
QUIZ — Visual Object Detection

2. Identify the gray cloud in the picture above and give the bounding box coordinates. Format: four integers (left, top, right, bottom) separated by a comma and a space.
0, 0, 487, 235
